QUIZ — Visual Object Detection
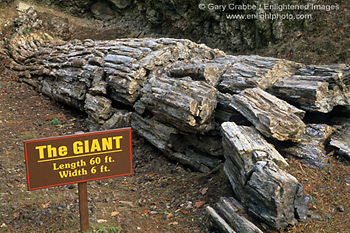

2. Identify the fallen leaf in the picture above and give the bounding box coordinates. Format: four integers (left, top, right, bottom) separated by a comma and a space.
111, 211, 119, 217
195, 200, 205, 209
200, 187, 209, 195
168, 221, 178, 226
139, 209, 150, 215
181, 210, 188, 214
42, 201, 52, 208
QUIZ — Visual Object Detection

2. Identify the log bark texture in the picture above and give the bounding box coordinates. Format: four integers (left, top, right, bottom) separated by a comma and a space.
231, 88, 306, 142
330, 127, 350, 161
221, 122, 310, 229
269, 65, 350, 113
215, 197, 263, 233
283, 124, 335, 168
218, 55, 302, 94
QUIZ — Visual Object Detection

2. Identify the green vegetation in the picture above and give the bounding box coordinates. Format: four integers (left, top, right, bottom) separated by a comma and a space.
47, 117, 61, 125
22, 28, 31, 34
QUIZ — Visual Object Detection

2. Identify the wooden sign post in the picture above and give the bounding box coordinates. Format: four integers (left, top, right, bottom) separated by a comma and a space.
24, 128, 132, 232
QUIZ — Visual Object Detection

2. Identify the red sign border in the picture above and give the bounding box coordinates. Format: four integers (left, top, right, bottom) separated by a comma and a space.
24, 128, 132, 190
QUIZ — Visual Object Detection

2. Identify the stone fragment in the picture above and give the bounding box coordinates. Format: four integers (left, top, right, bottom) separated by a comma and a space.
231, 88, 306, 142
131, 113, 222, 172
84, 94, 114, 124
100, 110, 132, 130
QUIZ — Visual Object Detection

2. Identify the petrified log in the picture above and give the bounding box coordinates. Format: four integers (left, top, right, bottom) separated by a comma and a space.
231, 88, 306, 142
283, 124, 335, 168
269, 64, 350, 113
221, 122, 310, 229
218, 55, 302, 94
138, 75, 218, 134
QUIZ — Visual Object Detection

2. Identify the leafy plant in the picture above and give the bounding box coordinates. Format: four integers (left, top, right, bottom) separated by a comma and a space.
22, 29, 31, 34
47, 117, 61, 125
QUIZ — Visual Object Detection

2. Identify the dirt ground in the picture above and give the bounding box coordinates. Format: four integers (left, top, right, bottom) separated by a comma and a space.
0, 2, 349, 233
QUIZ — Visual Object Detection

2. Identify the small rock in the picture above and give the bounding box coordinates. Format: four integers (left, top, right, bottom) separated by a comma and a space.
97, 219, 107, 223
307, 212, 322, 221
119, 200, 135, 208
310, 205, 317, 210
337, 205, 345, 212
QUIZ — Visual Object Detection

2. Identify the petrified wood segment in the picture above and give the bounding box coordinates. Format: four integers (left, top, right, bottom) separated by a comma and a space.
221, 122, 288, 174
246, 161, 310, 229
270, 64, 350, 113
218, 55, 302, 94
221, 122, 310, 229
330, 127, 350, 161
206, 206, 236, 233
139, 76, 218, 134
283, 124, 335, 168
215, 197, 263, 233
169, 55, 238, 86
131, 113, 222, 172
231, 88, 306, 142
